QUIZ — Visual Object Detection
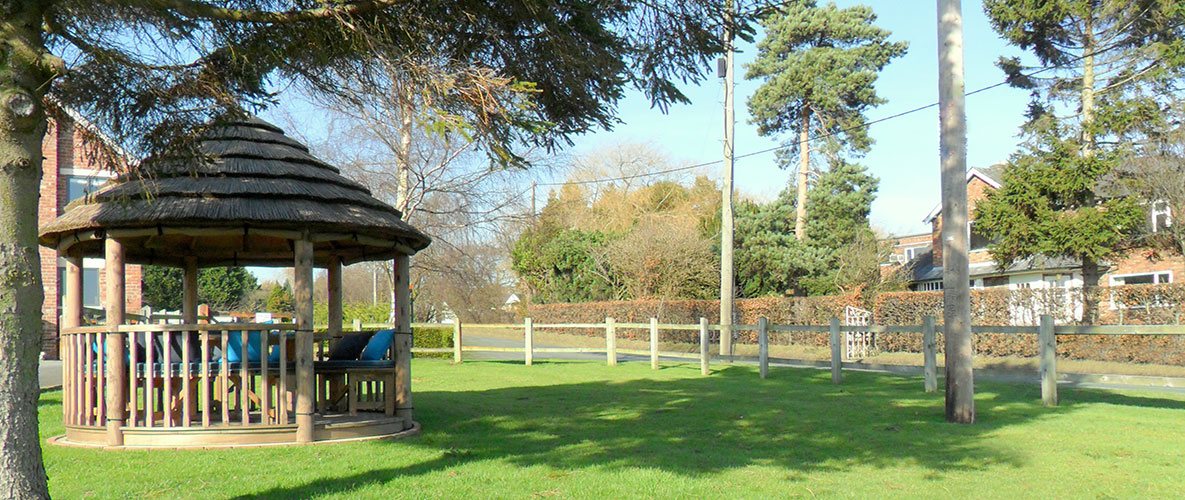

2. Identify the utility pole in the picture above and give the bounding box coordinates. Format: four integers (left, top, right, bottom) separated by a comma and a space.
719, 0, 736, 358
530, 181, 537, 217
937, 0, 975, 423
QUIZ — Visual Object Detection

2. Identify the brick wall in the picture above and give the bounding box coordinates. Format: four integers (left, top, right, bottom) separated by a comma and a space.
38, 115, 143, 359
931, 177, 1011, 265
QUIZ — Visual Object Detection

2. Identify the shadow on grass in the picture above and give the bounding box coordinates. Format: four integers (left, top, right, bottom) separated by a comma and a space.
238, 363, 1182, 498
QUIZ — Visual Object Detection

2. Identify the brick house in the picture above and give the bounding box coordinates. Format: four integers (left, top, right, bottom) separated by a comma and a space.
39, 110, 142, 359
884, 165, 1181, 292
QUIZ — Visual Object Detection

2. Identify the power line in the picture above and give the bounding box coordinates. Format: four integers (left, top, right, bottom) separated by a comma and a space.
539, 41, 1120, 188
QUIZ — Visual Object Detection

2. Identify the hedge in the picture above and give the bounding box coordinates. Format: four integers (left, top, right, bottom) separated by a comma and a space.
871, 284, 1185, 365
413, 325, 453, 359
527, 294, 863, 346
526, 284, 1185, 365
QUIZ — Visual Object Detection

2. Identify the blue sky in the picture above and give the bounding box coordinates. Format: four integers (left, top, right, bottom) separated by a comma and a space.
266, 0, 1033, 241
553, 0, 1033, 236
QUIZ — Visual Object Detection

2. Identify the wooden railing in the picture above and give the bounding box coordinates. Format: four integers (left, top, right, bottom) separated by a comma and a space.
59, 323, 298, 429
362, 317, 1185, 407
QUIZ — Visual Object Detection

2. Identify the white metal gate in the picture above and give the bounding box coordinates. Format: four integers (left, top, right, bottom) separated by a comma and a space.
844, 305, 873, 360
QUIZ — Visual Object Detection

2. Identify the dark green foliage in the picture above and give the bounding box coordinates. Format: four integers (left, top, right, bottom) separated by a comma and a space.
974, 133, 1145, 269
981, 0, 1184, 313
44, 0, 764, 166
746, 1, 907, 159
511, 228, 618, 304
736, 161, 881, 296
266, 282, 295, 313
142, 266, 259, 311
412, 326, 454, 359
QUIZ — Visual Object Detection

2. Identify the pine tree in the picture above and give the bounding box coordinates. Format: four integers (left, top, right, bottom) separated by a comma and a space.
981, 0, 1185, 321
746, 1, 906, 240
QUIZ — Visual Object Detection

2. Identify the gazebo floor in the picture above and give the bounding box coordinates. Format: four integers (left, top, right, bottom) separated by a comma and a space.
51, 413, 418, 449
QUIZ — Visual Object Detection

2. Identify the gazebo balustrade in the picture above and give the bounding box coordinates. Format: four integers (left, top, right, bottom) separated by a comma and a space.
41, 116, 430, 448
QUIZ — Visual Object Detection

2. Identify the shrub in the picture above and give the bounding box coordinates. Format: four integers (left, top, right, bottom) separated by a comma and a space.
413, 325, 454, 359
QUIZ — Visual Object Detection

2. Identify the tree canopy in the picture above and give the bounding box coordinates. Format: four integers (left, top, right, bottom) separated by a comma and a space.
980, 0, 1185, 321
747, 1, 907, 156
141, 266, 260, 312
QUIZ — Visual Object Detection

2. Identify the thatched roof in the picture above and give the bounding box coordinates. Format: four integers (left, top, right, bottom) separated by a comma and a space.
40, 117, 431, 267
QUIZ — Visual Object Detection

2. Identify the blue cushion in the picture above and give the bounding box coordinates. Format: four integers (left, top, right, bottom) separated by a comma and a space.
226, 330, 264, 363
359, 329, 395, 361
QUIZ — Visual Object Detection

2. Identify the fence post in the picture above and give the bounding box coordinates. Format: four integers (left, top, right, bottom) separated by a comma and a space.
649, 317, 659, 370
352, 318, 362, 332
453, 319, 462, 364
830, 317, 842, 384
606, 317, 617, 366
1039, 314, 1058, 406
758, 317, 769, 379
699, 317, 710, 376
524, 317, 534, 366
923, 316, 937, 393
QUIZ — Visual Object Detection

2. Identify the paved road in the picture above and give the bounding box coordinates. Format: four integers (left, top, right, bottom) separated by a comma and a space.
40, 360, 62, 389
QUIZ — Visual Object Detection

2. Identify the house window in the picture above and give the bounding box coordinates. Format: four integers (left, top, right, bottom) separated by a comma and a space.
1109, 271, 1172, 286
1042, 274, 1070, 288
915, 280, 943, 291
983, 276, 1009, 288
1151, 201, 1172, 233
57, 266, 102, 308
904, 246, 925, 261
65, 175, 102, 203
969, 222, 991, 251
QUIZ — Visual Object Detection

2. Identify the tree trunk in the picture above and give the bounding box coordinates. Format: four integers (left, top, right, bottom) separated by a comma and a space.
794, 105, 811, 240
937, 0, 975, 424
0, 2, 53, 497
1081, 257, 1101, 325
1080, 14, 1096, 156
390, 95, 413, 324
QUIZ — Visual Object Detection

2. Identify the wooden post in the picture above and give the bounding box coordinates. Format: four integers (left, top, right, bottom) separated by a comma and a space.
699, 317, 709, 376
393, 254, 414, 425
649, 317, 659, 370
325, 256, 344, 409
293, 237, 315, 443
830, 317, 842, 384
453, 319, 463, 364
923, 316, 938, 393
758, 317, 769, 379
605, 317, 617, 366
1039, 314, 1058, 406
327, 256, 343, 338
183, 257, 198, 324
524, 317, 534, 366
104, 238, 127, 446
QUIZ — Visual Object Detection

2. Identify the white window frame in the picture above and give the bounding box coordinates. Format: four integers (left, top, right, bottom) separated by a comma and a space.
1109, 270, 1174, 309
1151, 200, 1172, 233
903, 246, 927, 261
916, 280, 943, 292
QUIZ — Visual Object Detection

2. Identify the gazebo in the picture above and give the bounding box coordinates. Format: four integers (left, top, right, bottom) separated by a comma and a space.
39, 116, 431, 448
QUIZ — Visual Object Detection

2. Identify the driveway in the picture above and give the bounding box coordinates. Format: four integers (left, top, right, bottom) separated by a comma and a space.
40, 359, 62, 389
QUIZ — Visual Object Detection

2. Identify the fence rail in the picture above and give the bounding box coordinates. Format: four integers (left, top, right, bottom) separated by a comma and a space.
381, 316, 1185, 406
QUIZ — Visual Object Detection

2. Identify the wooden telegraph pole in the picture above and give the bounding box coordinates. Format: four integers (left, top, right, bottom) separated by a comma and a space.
719, 0, 736, 359
936, 0, 975, 423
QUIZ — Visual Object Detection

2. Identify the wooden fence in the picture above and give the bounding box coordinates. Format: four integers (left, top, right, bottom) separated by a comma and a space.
362, 316, 1185, 407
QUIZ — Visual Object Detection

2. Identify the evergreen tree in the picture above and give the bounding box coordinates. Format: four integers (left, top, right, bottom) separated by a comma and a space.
736, 160, 880, 296
142, 266, 259, 311
746, 1, 906, 240
266, 282, 295, 313
981, 0, 1185, 321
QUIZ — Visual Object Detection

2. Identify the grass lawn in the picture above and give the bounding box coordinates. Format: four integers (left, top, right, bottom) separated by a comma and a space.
40, 359, 1185, 498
